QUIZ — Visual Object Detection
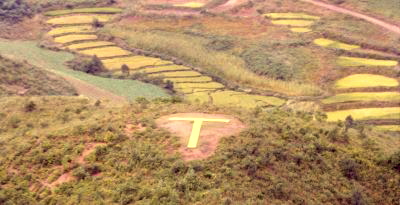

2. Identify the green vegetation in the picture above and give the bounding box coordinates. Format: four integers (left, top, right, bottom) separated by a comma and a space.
337, 56, 398, 67
100, 24, 323, 96
0, 97, 398, 204
263, 13, 320, 20
322, 92, 400, 104
0, 55, 76, 96
45, 7, 123, 16
0, 0, 32, 22
375, 125, 400, 132
334, 74, 399, 89
0, 39, 169, 100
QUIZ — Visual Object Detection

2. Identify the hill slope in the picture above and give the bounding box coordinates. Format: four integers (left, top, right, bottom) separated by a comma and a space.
0, 55, 76, 96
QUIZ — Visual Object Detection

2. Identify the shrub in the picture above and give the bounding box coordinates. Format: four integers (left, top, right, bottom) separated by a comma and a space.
0, 0, 33, 22
72, 166, 89, 180
92, 17, 103, 28
24, 101, 36, 112
339, 158, 361, 180
67, 55, 106, 74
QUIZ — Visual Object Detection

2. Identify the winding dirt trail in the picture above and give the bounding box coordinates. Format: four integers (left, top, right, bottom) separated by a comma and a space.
299, 0, 400, 35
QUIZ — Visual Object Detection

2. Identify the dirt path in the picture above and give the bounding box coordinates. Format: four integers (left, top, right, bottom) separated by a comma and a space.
210, 0, 247, 12
61, 75, 127, 103
300, 0, 400, 35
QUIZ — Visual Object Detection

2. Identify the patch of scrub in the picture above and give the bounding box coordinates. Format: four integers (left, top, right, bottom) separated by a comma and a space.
0, 40, 169, 100
326, 107, 400, 122
322, 92, 400, 104
314, 38, 360, 50
263, 13, 320, 20
337, 56, 398, 67
374, 125, 400, 132
335, 74, 399, 89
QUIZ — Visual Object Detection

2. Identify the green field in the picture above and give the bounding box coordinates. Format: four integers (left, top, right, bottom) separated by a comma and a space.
335, 74, 399, 89
0, 39, 169, 100
322, 92, 400, 104
337, 56, 398, 67
326, 107, 400, 121
45, 7, 123, 16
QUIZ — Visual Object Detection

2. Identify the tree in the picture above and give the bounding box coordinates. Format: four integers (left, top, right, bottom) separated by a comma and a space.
164, 80, 174, 91
345, 115, 354, 132
121, 64, 130, 76
24, 101, 36, 112
92, 17, 103, 28
87, 55, 105, 74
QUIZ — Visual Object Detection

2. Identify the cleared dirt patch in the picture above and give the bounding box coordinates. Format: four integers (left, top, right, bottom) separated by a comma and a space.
156, 113, 246, 161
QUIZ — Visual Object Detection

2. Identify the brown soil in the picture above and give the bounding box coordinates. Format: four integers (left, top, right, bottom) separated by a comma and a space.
156, 113, 246, 161
300, 0, 400, 35
0, 15, 43, 40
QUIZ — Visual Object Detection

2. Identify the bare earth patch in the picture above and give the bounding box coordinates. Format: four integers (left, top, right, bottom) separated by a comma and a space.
156, 113, 246, 161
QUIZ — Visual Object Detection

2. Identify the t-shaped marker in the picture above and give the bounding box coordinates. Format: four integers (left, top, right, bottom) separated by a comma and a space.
169, 117, 230, 148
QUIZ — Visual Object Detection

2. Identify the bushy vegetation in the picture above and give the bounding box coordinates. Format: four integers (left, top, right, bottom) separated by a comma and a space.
0, 0, 33, 22
0, 55, 76, 96
0, 96, 398, 204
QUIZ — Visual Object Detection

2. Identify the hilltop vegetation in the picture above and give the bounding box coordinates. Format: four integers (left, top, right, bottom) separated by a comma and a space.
0, 97, 399, 204
0, 55, 76, 97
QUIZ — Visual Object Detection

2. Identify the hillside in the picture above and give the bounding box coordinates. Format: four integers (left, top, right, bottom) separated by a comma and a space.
0, 0, 399, 204
0, 97, 399, 204
0, 55, 76, 96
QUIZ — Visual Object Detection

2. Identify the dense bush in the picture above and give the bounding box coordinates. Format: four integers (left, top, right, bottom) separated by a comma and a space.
67, 55, 106, 74
0, 0, 33, 22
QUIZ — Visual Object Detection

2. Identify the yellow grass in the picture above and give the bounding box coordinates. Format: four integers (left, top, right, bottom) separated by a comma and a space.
173, 2, 204, 8
45, 7, 123, 16
263, 13, 320, 20
178, 88, 217, 94
374, 125, 400, 132
175, 82, 225, 91
149, 71, 202, 78
47, 26, 94, 36
335, 74, 399, 89
66, 41, 115, 50
54, 34, 97, 44
78, 46, 132, 58
337, 56, 398, 67
271, 20, 315, 27
47, 15, 113, 25
167, 76, 213, 83
314, 38, 360, 50
140, 65, 191, 73
102, 56, 172, 70
290, 27, 312, 33
326, 107, 400, 122
322, 92, 400, 104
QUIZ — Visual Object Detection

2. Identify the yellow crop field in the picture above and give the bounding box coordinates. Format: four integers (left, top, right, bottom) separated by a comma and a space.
175, 82, 225, 90
374, 125, 400, 132
335, 74, 399, 89
322, 92, 400, 104
149, 71, 202, 78
290, 28, 311, 33
102, 56, 172, 70
337, 56, 398, 67
45, 7, 123, 16
263, 13, 320, 20
167, 76, 213, 83
47, 15, 113, 25
173, 2, 204, 8
326, 107, 400, 122
140, 65, 191, 73
178, 88, 218, 94
314, 38, 360, 50
78, 46, 132, 58
271, 20, 315, 27
54, 34, 97, 44
67, 41, 115, 50
47, 26, 94, 36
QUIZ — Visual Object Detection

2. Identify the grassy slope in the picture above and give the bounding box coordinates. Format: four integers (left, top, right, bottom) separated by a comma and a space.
0, 55, 76, 96
0, 39, 169, 100
0, 97, 399, 204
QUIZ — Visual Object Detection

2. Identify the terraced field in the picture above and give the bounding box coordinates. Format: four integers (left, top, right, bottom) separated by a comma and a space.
313, 38, 360, 50
173, 2, 204, 8
262, 12, 320, 33
337, 56, 398, 67
45, 8, 286, 109
334, 74, 399, 89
